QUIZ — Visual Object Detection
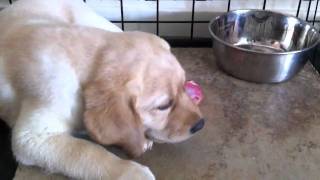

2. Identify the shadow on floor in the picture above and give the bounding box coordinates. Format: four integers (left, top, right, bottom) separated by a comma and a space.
0, 120, 17, 180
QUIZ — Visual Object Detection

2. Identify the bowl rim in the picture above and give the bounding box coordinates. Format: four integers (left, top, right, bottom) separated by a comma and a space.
208, 9, 320, 55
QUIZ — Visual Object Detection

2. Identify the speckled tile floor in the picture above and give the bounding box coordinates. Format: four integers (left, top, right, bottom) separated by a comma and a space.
11, 48, 320, 180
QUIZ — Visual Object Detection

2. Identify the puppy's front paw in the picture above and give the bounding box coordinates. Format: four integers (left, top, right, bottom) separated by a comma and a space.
120, 161, 155, 180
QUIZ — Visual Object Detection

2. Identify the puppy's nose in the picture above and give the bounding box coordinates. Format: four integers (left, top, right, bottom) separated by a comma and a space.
190, 118, 205, 134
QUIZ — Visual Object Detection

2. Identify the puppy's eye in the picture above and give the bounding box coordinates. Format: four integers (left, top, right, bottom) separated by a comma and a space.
157, 100, 173, 111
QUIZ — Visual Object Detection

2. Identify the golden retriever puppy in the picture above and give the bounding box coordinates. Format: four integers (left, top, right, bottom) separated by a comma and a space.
0, 0, 204, 179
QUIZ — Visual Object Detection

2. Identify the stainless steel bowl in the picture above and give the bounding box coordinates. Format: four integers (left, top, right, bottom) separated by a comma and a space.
209, 9, 320, 83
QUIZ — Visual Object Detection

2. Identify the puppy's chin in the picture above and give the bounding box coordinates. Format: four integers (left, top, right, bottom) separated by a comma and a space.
146, 130, 194, 144
144, 131, 160, 143
146, 136, 186, 144
145, 131, 167, 144
150, 138, 166, 144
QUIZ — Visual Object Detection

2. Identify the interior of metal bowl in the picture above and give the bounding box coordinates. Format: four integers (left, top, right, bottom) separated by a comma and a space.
209, 10, 320, 53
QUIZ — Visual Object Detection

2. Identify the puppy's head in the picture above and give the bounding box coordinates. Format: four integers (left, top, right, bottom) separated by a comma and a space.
84, 32, 204, 157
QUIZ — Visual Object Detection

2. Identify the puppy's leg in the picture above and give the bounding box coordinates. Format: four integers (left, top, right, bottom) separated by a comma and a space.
12, 102, 154, 180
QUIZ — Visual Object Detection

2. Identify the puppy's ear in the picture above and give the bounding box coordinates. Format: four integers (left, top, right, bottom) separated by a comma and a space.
83, 80, 146, 157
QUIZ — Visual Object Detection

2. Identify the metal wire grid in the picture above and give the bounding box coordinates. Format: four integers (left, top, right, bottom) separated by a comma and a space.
115, 0, 319, 45
6, 0, 320, 46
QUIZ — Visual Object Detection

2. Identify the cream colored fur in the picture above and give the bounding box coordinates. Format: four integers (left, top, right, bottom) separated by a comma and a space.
0, 0, 154, 179
0, 0, 203, 179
